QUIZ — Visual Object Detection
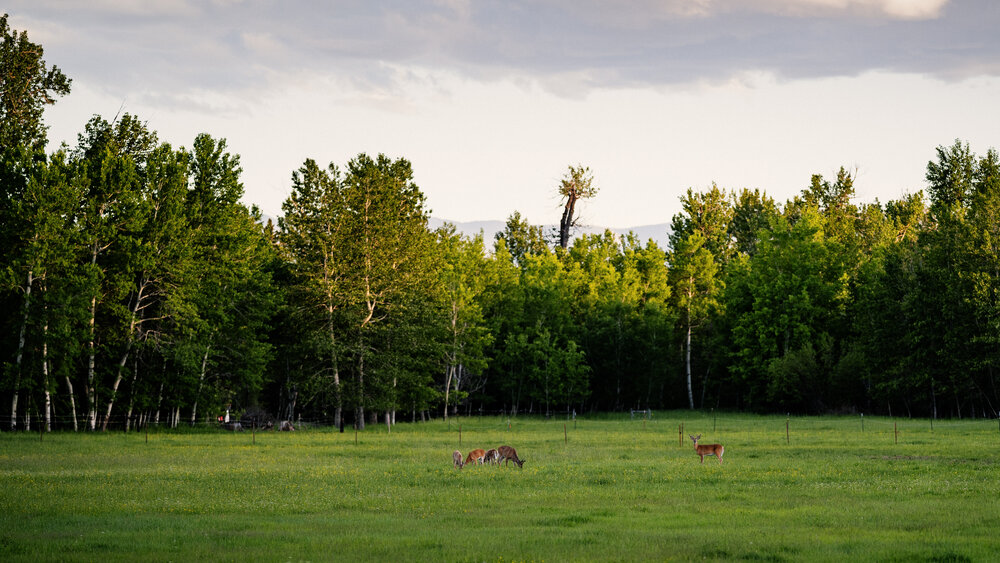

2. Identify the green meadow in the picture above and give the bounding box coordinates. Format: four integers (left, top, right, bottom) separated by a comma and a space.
2, 412, 999, 562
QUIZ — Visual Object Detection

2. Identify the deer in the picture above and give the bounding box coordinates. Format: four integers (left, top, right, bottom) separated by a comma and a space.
465, 449, 486, 466
483, 448, 500, 464
453, 450, 465, 469
497, 445, 525, 468
690, 434, 724, 465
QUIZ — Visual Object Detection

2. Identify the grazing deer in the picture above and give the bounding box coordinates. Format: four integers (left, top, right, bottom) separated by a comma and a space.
465, 448, 486, 466
453, 450, 465, 469
690, 434, 724, 464
497, 445, 525, 468
483, 448, 500, 464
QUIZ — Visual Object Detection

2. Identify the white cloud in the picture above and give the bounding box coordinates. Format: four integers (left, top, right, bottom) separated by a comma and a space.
750, 0, 950, 19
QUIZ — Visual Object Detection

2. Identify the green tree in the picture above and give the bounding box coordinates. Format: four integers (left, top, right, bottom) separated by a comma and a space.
669, 185, 733, 266
278, 159, 347, 427
495, 211, 549, 266
728, 208, 849, 412
180, 135, 276, 426
729, 188, 778, 258
3, 150, 83, 430
0, 13, 70, 153
437, 226, 493, 419
669, 231, 721, 409
339, 154, 435, 429
99, 141, 190, 430
0, 13, 71, 429
73, 114, 156, 430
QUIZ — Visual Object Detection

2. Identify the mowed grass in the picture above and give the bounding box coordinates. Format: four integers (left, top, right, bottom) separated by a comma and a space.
2, 412, 999, 562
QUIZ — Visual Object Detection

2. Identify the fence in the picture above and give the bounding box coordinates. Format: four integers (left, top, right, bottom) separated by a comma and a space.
5, 411, 1000, 450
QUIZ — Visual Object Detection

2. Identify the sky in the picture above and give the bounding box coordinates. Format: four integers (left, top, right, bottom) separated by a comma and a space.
7, 0, 1000, 229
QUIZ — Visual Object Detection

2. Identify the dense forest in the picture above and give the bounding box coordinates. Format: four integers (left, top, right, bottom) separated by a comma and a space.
3, 15, 999, 432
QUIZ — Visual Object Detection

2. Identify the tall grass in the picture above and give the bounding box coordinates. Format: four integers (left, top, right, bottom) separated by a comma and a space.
2, 412, 999, 561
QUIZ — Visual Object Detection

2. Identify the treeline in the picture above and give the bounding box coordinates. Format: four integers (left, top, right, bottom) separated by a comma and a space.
3, 15, 999, 431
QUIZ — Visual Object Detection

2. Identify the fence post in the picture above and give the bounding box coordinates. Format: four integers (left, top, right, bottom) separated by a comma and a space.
894, 421, 898, 444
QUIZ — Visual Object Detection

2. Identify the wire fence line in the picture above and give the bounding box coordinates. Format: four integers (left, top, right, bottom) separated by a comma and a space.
5, 410, 1000, 437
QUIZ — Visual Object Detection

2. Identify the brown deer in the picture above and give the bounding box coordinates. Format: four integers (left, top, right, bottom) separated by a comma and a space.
465, 448, 486, 466
453, 450, 465, 469
497, 445, 525, 468
483, 448, 500, 464
690, 434, 724, 464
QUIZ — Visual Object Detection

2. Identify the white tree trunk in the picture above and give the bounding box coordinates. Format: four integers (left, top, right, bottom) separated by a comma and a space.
190, 343, 211, 425
87, 292, 98, 431
125, 357, 139, 432
686, 312, 695, 410
101, 280, 147, 431
328, 305, 342, 429
65, 375, 78, 431
10, 270, 33, 431
154, 382, 164, 425
43, 318, 51, 432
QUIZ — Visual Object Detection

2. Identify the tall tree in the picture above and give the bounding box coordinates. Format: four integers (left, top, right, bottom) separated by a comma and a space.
1, 13, 71, 429
557, 165, 598, 249
73, 114, 156, 430
437, 226, 493, 419
100, 141, 189, 430
669, 231, 721, 409
3, 151, 82, 430
728, 208, 849, 412
181, 135, 276, 426
279, 159, 347, 427
339, 154, 435, 429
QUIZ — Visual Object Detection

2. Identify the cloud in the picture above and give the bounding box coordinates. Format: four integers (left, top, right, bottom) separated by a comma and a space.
6, 0, 998, 106
738, 0, 949, 19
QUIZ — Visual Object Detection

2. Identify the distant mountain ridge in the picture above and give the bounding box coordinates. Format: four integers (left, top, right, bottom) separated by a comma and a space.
428, 218, 670, 248
261, 214, 670, 248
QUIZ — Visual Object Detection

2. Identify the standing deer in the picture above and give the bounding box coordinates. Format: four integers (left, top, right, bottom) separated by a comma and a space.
465, 449, 486, 466
483, 448, 500, 464
497, 445, 525, 468
690, 434, 724, 464
453, 450, 465, 469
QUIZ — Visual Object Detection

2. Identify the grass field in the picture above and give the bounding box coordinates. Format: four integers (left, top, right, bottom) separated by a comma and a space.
2, 412, 999, 561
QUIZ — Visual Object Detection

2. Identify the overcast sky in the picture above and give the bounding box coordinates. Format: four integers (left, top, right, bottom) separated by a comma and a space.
8, 0, 1000, 228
